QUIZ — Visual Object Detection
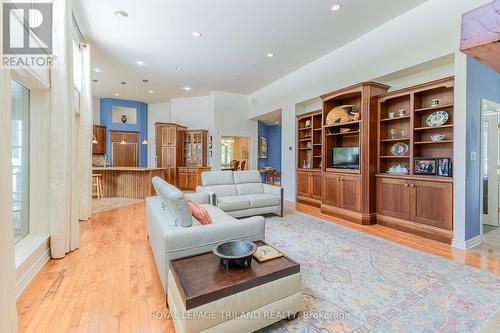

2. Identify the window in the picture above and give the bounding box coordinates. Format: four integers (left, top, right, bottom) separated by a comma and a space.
11, 80, 30, 244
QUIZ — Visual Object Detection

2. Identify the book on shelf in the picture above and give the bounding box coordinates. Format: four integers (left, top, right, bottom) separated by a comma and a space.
253, 245, 284, 263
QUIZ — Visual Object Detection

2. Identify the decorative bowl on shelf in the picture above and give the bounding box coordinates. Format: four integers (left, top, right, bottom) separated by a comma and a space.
430, 133, 446, 141
426, 111, 449, 127
387, 164, 409, 175
390, 142, 409, 156
213, 240, 258, 269
326, 105, 354, 125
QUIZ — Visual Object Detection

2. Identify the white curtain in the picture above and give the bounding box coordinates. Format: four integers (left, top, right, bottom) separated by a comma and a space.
79, 43, 92, 220
49, 0, 79, 259
0, 4, 18, 332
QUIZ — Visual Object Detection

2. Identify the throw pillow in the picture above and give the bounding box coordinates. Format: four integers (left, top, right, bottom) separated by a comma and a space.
187, 200, 212, 225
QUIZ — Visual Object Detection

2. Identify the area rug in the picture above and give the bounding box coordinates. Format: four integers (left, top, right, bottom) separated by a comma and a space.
260, 212, 500, 333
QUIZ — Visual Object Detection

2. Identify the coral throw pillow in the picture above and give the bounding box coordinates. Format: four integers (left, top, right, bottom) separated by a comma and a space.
187, 200, 212, 225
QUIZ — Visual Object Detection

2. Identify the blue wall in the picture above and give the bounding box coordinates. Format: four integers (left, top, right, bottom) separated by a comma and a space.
100, 98, 148, 167
258, 121, 282, 172
465, 57, 500, 240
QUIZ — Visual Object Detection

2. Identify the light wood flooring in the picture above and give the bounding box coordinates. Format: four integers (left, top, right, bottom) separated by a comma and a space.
17, 201, 500, 333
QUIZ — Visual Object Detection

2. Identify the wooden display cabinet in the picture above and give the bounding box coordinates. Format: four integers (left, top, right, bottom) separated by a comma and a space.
155, 123, 187, 185
376, 77, 454, 243
182, 130, 208, 167
321, 82, 389, 225
296, 110, 323, 206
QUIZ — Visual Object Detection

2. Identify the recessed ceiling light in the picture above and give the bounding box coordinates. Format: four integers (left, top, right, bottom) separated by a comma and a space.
330, 4, 342, 11
121, 81, 127, 85
182, 86, 192, 91
114, 93, 120, 97
149, 90, 154, 94
136, 60, 144, 66
142, 79, 149, 83
114, 9, 128, 17
93, 68, 103, 73
192, 32, 202, 37
92, 79, 98, 83
176, 66, 182, 71
266, 52, 275, 58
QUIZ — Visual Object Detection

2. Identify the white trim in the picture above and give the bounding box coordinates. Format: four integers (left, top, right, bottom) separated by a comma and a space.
451, 234, 483, 250
15, 234, 50, 298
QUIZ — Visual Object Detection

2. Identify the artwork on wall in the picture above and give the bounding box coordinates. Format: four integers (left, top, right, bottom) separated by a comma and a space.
258, 136, 268, 159
112, 106, 137, 124
242, 145, 249, 160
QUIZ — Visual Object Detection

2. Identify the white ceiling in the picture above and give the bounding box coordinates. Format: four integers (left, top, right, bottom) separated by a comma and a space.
253, 109, 282, 125
74, 0, 427, 103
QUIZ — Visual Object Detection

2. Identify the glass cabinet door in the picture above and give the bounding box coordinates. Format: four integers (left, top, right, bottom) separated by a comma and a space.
193, 132, 202, 165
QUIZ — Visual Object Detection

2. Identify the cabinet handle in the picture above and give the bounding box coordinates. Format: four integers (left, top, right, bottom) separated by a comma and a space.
404, 184, 409, 187
410, 184, 415, 188
340, 178, 344, 182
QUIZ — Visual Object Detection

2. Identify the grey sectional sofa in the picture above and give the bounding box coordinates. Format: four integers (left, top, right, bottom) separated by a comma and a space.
196, 170, 284, 218
146, 177, 265, 292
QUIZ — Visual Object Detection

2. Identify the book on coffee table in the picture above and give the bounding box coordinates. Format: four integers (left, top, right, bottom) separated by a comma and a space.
253, 245, 284, 262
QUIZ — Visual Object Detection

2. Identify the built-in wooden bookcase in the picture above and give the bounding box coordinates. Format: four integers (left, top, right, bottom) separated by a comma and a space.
376, 77, 454, 243
296, 110, 323, 207
377, 77, 454, 177
320, 82, 389, 225
297, 111, 323, 170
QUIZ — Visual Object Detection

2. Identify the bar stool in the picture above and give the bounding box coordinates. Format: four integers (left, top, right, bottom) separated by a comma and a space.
92, 173, 103, 199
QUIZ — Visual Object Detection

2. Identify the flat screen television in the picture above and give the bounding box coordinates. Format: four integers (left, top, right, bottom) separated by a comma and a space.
331, 147, 360, 169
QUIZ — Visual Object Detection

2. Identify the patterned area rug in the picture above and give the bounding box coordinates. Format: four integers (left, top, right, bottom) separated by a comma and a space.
260, 212, 500, 333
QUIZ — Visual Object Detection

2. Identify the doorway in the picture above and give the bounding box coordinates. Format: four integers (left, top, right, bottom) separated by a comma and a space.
220, 136, 251, 171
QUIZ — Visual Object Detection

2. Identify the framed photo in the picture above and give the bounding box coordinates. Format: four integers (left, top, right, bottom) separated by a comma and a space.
414, 158, 436, 175
437, 158, 452, 177
258, 136, 268, 159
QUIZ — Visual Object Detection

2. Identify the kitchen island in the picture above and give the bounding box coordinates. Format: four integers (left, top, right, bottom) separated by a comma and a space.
92, 167, 166, 198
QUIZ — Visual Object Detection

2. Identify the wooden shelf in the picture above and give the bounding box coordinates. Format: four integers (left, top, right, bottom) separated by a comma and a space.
380, 115, 410, 122
313, 128, 322, 131
414, 140, 453, 144
299, 147, 312, 150
313, 143, 322, 146
324, 120, 361, 128
380, 138, 410, 142
414, 124, 454, 131
376, 173, 453, 183
414, 104, 453, 112
380, 156, 410, 159
298, 138, 312, 142
297, 110, 323, 172
326, 130, 360, 137
298, 127, 312, 131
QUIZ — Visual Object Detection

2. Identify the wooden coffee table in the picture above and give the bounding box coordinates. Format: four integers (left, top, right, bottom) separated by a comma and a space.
167, 241, 302, 333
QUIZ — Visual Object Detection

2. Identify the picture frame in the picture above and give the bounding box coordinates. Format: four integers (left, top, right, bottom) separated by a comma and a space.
414, 158, 437, 175
437, 158, 452, 177
258, 136, 268, 159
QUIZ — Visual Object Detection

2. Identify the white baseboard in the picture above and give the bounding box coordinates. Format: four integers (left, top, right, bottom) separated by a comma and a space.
451, 235, 483, 251
16, 236, 51, 298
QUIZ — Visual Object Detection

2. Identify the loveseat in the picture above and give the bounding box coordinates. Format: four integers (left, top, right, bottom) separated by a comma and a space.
146, 177, 265, 292
196, 170, 284, 218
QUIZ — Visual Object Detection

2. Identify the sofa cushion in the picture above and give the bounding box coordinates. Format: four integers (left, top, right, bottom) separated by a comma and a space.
236, 183, 263, 195
217, 196, 251, 212
240, 193, 281, 208
187, 201, 212, 225
204, 184, 238, 197
201, 171, 234, 186
152, 176, 192, 227
233, 170, 262, 184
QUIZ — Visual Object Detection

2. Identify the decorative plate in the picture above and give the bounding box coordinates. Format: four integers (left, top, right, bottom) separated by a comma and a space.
426, 111, 449, 127
390, 142, 409, 156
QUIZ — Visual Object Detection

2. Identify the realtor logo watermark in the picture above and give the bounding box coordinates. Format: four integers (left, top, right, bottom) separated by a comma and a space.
2, 1, 54, 68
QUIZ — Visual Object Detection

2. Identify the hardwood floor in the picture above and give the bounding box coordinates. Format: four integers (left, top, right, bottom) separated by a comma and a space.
17, 200, 500, 333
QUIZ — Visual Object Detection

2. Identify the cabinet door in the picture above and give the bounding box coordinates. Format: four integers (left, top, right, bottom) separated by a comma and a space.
297, 171, 310, 198
111, 143, 137, 167
162, 147, 176, 167
410, 181, 453, 230
323, 173, 342, 207
165, 167, 177, 185
162, 127, 176, 146
311, 172, 323, 201
376, 177, 410, 220
341, 175, 361, 212
188, 169, 199, 190
92, 126, 106, 154
125, 132, 139, 144
177, 170, 189, 189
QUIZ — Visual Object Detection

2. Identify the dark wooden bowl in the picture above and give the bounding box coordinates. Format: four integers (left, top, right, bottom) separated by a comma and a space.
212, 240, 257, 269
